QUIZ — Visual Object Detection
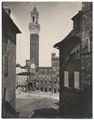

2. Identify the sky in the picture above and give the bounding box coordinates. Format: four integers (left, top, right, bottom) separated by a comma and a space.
3, 2, 82, 67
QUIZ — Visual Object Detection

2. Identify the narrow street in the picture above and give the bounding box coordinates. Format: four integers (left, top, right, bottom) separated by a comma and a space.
16, 93, 60, 118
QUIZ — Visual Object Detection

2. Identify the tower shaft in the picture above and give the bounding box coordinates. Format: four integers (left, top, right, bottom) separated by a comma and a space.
30, 34, 39, 67
29, 7, 40, 68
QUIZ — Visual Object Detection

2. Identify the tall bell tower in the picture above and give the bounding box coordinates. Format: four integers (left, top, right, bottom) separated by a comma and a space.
29, 6, 40, 68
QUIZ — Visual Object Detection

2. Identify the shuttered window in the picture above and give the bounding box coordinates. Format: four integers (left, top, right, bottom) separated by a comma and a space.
64, 71, 69, 87
74, 71, 79, 89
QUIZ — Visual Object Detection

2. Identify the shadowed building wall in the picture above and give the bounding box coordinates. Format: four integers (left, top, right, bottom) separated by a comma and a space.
2, 7, 21, 117
54, 2, 92, 118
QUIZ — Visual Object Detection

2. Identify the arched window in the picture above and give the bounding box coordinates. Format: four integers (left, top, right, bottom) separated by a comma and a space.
33, 16, 35, 23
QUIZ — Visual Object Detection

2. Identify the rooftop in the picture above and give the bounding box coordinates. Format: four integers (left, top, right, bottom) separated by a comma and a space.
54, 30, 80, 49
2, 7, 21, 34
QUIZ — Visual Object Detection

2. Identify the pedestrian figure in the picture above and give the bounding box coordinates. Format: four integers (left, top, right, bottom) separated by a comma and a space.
28, 83, 33, 96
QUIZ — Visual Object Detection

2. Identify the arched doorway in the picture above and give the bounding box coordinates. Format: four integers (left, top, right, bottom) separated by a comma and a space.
28, 83, 33, 92
37, 87, 39, 90
49, 88, 51, 91
45, 88, 47, 92
41, 87, 43, 91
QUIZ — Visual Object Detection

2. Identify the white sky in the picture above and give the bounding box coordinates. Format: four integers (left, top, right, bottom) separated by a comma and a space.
3, 2, 82, 67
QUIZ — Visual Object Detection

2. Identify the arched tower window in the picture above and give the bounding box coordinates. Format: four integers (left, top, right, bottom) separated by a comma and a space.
33, 16, 35, 23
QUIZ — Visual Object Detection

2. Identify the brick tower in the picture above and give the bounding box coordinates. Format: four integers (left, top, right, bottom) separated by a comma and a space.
29, 6, 40, 68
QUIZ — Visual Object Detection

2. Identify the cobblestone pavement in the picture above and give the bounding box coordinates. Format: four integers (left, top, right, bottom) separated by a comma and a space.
16, 94, 60, 118
16, 90, 59, 100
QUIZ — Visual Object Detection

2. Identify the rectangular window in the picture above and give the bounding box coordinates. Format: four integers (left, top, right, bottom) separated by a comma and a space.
69, 72, 74, 88
74, 71, 79, 89
64, 71, 69, 87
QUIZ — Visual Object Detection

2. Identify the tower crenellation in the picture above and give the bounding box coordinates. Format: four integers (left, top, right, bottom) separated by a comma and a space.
29, 6, 40, 35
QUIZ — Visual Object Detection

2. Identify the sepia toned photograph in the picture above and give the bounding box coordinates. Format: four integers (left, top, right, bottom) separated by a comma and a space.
2, 1, 92, 118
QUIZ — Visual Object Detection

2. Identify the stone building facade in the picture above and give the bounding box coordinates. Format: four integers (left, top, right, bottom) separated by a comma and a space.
26, 53, 59, 93
29, 67, 52, 92
16, 53, 59, 93
16, 72, 29, 92
2, 7, 21, 117
51, 53, 59, 92
54, 2, 92, 118
16, 64, 29, 91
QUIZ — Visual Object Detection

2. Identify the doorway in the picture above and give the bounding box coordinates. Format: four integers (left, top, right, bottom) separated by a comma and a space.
28, 83, 33, 92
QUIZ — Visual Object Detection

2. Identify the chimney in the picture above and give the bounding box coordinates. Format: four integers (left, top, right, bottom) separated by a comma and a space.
51, 53, 56, 59
5, 8, 11, 16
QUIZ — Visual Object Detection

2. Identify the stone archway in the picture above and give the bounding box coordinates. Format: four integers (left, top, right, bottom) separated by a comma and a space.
45, 88, 47, 92
41, 87, 43, 91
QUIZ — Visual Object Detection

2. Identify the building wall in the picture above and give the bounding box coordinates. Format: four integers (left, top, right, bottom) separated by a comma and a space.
27, 58, 59, 93
59, 42, 80, 92
2, 8, 21, 111
16, 74, 29, 91
2, 36, 8, 101
36, 75, 52, 92
26, 52, 59, 93
28, 67, 52, 92
6, 33, 16, 109
16, 67, 29, 91
2, 28, 16, 109
81, 54, 92, 90
80, 2, 92, 90
59, 46, 81, 112
81, 2, 92, 50
54, 2, 92, 117
59, 2, 92, 92
64, 60, 80, 88
51, 53, 59, 92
